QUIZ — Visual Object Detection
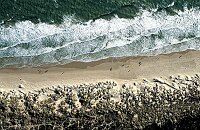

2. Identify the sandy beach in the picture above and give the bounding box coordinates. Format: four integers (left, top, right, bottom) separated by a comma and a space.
2, 0, 200, 129
1, 50, 200, 129
0, 49, 199, 92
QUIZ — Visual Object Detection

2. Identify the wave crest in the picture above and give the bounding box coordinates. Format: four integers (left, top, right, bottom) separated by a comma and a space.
0, 8, 200, 67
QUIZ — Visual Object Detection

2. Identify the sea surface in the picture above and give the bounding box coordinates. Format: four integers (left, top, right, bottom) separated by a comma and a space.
0, 0, 200, 67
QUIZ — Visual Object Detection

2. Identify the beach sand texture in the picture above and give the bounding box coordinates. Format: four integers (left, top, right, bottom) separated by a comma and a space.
0, 49, 199, 92
1, 50, 200, 129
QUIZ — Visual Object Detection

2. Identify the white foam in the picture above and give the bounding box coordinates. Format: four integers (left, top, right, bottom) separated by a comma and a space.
0, 8, 200, 63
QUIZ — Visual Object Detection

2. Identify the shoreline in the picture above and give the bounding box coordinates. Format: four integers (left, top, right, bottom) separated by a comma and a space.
0, 49, 197, 69
0, 49, 199, 92
1, 49, 200, 129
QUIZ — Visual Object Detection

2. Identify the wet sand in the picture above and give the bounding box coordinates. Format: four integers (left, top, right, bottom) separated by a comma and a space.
1, 49, 200, 129
0, 49, 199, 92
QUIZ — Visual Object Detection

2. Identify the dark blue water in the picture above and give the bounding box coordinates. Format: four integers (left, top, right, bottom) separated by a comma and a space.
0, 0, 199, 24
0, 0, 200, 67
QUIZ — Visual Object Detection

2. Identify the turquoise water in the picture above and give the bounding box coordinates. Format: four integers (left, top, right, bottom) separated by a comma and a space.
0, 0, 200, 67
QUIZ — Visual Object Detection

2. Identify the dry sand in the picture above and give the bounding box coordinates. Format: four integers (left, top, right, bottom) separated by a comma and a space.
0, 49, 199, 92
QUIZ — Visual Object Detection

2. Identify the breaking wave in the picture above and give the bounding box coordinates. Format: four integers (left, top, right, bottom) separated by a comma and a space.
0, 8, 200, 67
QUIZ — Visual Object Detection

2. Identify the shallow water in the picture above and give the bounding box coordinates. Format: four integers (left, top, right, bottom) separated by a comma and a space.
0, 1, 200, 67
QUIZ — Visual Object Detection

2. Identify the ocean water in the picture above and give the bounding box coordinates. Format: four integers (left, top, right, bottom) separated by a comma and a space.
0, 0, 200, 67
